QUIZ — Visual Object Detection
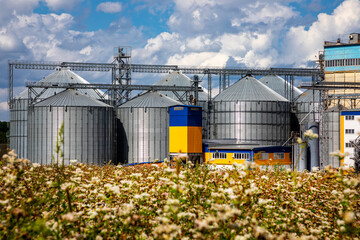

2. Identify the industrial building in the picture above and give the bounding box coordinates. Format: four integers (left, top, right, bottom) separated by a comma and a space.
315, 33, 360, 168
11, 39, 360, 170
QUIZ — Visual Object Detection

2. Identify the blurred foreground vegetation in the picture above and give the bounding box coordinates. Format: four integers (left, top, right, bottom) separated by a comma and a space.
0, 152, 359, 239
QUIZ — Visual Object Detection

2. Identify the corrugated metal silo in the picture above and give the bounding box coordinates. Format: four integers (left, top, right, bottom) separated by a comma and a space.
117, 91, 181, 164
326, 105, 344, 168
153, 71, 210, 138
10, 67, 105, 159
294, 90, 321, 123
258, 75, 303, 100
210, 75, 291, 146
28, 89, 114, 165
293, 90, 321, 171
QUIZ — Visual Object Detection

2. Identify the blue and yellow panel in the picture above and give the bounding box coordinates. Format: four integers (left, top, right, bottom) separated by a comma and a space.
169, 105, 202, 154
169, 126, 202, 153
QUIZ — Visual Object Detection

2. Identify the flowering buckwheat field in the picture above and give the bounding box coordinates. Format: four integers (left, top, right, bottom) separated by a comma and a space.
0, 151, 359, 239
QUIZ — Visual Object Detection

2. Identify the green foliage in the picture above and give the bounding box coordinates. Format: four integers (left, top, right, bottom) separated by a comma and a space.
0, 121, 9, 143
52, 122, 64, 165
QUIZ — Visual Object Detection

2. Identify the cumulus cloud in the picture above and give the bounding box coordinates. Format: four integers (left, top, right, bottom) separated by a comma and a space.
281, 0, 360, 66
44, 0, 84, 11
96, 2, 122, 13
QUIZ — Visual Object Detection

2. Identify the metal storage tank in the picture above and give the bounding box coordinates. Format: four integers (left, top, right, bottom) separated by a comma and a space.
294, 90, 321, 124
27, 89, 114, 165
210, 75, 291, 146
153, 71, 210, 138
326, 105, 344, 168
10, 67, 105, 159
258, 75, 303, 101
293, 90, 321, 171
117, 91, 181, 164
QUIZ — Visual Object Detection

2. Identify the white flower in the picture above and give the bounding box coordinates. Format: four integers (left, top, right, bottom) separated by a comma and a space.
0, 199, 9, 205
32, 163, 41, 168
304, 129, 318, 139
311, 166, 320, 172
62, 212, 76, 222
130, 173, 142, 178
165, 168, 176, 173
88, 209, 98, 219
330, 150, 349, 158
91, 177, 100, 183
111, 186, 120, 195
258, 198, 273, 205
60, 182, 73, 191
297, 137, 303, 144
69, 159, 78, 164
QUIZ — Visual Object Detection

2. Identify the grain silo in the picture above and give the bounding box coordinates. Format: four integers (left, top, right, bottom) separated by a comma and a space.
27, 89, 114, 165
153, 71, 210, 138
10, 67, 105, 159
210, 75, 291, 146
326, 105, 346, 168
258, 75, 303, 100
117, 91, 181, 164
293, 90, 321, 171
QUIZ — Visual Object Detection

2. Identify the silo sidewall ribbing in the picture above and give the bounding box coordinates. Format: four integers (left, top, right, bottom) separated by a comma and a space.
10, 99, 28, 158
210, 101, 290, 145
28, 106, 114, 165
327, 110, 341, 168
117, 107, 169, 164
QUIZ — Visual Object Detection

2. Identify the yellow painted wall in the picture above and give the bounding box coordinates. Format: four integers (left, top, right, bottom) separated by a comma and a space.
204, 152, 247, 165
187, 127, 202, 153
204, 152, 291, 166
340, 115, 344, 166
169, 126, 202, 154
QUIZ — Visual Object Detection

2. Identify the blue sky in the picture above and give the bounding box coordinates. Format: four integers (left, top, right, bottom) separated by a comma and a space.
1, 0, 360, 120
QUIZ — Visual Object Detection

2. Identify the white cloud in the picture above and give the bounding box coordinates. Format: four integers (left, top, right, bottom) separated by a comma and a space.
237, 2, 296, 25
281, 0, 360, 66
0, 102, 8, 111
44, 0, 83, 11
96, 2, 122, 13
167, 52, 229, 66
0, 0, 39, 27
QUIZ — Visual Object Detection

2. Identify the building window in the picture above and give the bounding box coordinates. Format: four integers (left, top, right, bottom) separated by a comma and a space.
345, 143, 352, 148
212, 152, 227, 159
257, 153, 269, 160
233, 153, 250, 160
345, 129, 355, 134
345, 115, 354, 120
274, 153, 284, 159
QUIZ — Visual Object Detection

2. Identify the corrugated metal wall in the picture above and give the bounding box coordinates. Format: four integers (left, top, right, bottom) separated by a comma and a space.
9, 99, 28, 158
210, 101, 291, 146
117, 107, 169, 164
28, 106, 114, 165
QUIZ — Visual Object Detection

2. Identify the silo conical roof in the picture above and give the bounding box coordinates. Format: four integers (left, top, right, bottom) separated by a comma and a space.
34, 89, 111, 107
258, 75, 303, 100
15, 67, 104, 99
153, 71, 208, 101
295, 89, 321, 103
119, 91, 181, 108
214, 75, 289, 102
